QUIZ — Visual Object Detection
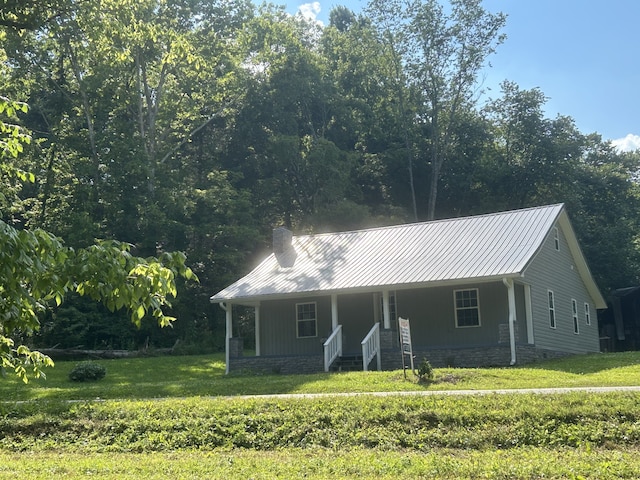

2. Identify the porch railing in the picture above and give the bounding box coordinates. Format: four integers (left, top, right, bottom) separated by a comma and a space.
323, 325, 343, 372
361, 323, 381, 371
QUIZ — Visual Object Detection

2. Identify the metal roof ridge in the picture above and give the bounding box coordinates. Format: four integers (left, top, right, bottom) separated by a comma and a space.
293, 203, 565, 240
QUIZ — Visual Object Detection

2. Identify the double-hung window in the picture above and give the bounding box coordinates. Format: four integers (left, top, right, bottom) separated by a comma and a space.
548, 290, 556, 328
454, 289, 480, 328
585, 303, 591, 326
296, 302, 317, 338
572, 299, 579, 334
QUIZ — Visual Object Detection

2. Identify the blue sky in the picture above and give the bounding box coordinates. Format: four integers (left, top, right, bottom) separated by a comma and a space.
284, 0, 640, 151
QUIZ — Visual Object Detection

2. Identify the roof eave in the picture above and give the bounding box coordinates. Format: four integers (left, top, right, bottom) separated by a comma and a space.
209, 273, 523, 305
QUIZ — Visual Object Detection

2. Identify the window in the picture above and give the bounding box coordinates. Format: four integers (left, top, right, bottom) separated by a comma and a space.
585, 302, 591, 326
548, 290, 556, 328
553, 227, 560, 251
454, 289, 480, 328
572, 299, 579, 334
378, 292, 397, 324
296, 302, 317, 338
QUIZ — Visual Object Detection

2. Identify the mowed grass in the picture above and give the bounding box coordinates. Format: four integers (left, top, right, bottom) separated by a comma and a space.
2, 350, 640, 401
2, 351, 640, 479
2, 447, 640, 479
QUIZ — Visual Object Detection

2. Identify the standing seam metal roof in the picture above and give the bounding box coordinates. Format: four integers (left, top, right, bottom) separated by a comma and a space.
211, 204, 566, 302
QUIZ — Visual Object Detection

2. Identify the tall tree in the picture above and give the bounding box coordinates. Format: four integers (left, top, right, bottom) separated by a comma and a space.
321, 9, 416, 223
226, 8, 359, 231
0, 97, 196, 381
1, 0, 257, 349
367, 0, 506, 219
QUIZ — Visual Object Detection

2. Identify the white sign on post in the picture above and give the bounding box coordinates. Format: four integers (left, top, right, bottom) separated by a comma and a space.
398, 317, 415, 377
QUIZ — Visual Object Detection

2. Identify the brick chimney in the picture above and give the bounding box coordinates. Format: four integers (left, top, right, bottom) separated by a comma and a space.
273, 227, 297, 268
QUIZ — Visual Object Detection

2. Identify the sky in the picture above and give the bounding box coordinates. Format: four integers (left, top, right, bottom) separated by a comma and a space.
284, 0, 640, 152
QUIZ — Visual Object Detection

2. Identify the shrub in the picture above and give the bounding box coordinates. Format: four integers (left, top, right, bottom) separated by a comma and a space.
417, 357, 434, 383
69, 361, 106, 382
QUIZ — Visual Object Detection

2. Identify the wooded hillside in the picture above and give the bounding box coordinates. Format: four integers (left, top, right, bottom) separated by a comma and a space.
2, 0, 639, 353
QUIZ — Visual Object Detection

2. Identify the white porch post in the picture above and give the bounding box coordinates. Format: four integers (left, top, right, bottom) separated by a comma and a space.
331, 294, 339, 330
225, 303, 233, 374
503, 279, 517, 365
382, 290, 391, 329
255, 304, 261, 357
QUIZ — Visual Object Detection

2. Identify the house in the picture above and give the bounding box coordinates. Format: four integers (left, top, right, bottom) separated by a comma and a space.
210, 204, 606, 374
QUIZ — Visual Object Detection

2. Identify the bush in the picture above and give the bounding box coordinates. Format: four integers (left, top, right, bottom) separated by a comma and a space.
417, 357, 434, 383
69, 361, 107, 382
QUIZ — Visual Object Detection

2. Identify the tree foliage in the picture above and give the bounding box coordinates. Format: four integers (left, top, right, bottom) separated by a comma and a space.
366, 0, 506, 219
0, 97, 196, 382
1, 0, 639, 365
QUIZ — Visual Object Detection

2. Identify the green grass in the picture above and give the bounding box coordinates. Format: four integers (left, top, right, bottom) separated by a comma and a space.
2, 351, 640, 479
2, 391, 640, 478
2, 447, 640, 479
3, 391, 640, 451
2, 350, 640, 401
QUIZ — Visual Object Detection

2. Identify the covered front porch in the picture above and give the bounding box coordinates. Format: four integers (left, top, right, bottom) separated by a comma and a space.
220, 290, 395, 374
219, 278, 534, 374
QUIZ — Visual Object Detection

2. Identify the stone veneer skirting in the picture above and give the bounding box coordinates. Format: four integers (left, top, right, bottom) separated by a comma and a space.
228, 353, 324, 375
381, 344, 570, 370
227, 339, 571, 375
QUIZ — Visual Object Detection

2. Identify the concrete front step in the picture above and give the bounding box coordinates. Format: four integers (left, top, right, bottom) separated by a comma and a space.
330, 355, 365, 372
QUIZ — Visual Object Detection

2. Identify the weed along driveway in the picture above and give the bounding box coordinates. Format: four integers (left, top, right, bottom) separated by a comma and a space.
226, 385, 640, 401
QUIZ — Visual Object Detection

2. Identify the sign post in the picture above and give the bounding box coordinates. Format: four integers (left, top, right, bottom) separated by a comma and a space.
398, 317, 415, 378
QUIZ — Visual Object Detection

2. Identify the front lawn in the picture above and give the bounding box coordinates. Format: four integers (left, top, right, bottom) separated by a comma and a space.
2, 350, 640, 401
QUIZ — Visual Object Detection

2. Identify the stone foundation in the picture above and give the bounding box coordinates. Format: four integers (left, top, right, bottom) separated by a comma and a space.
382, 344, 570, 370
227, 338, 571, 374
379, 329, 399, 350
228, 353, 324, 375
229, 337, 244, 358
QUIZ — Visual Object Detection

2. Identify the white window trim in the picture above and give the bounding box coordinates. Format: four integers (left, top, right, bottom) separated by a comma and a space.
295, 302, 318, 338
584, 302, 591, 326
378, 291, 397, 325
548, 290, 556, 329
454, 288, 481, 328
553, 227, 560, 251
572, 298, 579, 334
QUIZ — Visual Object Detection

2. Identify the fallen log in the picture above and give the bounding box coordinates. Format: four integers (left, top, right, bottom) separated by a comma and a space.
38, 347, 175, 360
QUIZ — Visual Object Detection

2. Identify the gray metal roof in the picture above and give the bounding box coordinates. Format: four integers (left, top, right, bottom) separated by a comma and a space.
211, 204, 597, 303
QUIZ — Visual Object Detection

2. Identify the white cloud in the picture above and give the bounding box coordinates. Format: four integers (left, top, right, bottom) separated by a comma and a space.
612, 134, 640, 152
298, 2, 322, 24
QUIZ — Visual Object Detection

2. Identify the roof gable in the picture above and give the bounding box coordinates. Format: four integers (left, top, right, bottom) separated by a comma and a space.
211, 204, 602, 305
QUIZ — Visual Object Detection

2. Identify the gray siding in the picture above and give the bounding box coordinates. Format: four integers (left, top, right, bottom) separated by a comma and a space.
259, 296, 332, 356
523, 223, 599, 353
396, 282, 513, 348
337, 293, 376, 353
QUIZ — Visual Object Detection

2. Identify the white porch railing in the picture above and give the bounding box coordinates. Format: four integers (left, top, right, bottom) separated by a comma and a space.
361, 323, 381, 371
323, 325, 343, 372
